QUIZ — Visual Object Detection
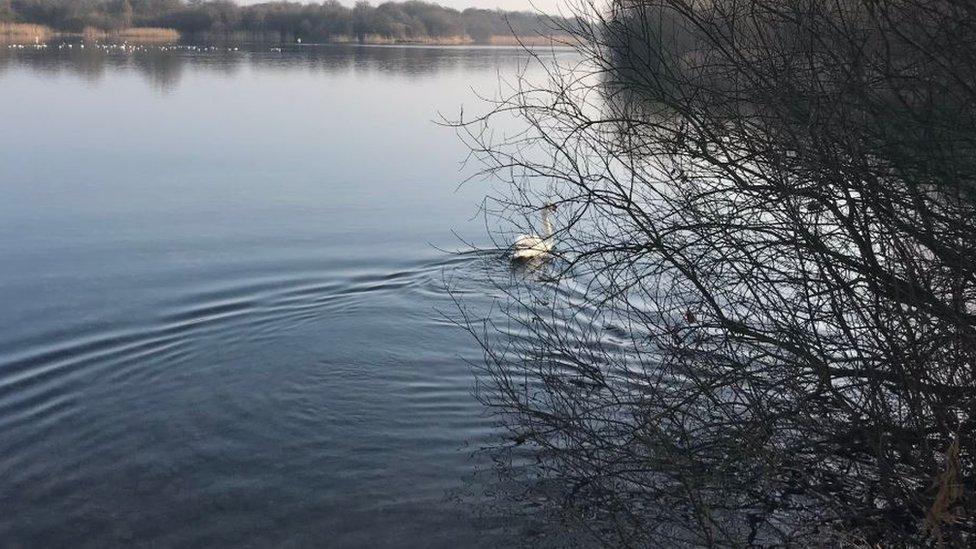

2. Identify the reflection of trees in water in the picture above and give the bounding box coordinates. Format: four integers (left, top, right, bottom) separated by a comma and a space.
248, 44, 537, 79
127, 50, 187, 91
0, 43, 543, 89
0, 46, 109, 82
455, 0, 975, 546
4, 46, 184, 86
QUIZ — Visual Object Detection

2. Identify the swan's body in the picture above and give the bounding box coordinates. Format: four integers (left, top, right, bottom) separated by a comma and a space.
511, 205, 555, 261
512, 234, 553, 259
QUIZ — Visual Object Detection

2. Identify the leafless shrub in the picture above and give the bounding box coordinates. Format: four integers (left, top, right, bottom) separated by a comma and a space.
453, 0, 975, 545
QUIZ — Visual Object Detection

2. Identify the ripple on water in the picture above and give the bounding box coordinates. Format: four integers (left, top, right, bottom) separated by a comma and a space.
0, 249, 592, 546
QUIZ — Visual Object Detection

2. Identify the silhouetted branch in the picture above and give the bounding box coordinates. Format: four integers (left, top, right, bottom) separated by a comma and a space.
453, 0, 976, 545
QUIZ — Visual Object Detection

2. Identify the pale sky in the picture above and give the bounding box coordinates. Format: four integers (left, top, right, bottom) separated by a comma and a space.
236, 0, 569, 16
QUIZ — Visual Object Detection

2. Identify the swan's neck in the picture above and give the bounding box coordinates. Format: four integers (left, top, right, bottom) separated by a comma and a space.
542, 209, 553, 238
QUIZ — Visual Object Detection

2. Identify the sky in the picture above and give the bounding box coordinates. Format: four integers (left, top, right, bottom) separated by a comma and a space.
235, 0, 569, 16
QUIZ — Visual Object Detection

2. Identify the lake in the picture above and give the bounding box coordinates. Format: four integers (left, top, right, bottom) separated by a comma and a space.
0, 43, 576, 547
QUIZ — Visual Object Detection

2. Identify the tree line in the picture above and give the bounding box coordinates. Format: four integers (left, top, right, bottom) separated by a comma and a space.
0, 0, 572, 42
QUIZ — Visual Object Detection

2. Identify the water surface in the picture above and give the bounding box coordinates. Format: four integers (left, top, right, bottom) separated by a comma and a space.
0, 43, 572, 547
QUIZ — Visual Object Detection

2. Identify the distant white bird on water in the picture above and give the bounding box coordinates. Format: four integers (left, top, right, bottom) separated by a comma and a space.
511, 203, 557, 261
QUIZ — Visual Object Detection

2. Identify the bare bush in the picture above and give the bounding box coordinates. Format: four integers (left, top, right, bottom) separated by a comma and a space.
454, 0, 976, 545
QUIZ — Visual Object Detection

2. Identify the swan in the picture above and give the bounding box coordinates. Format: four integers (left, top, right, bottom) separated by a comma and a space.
511, 204, 556, 261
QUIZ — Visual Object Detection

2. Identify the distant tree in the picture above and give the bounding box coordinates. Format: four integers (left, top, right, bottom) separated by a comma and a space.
0, 0, 16, 22
1, 0, 574, 43
405, 1, 462, 37
118, 0, 133, 28
352, 0, 371, 41
460, 8, 493, 42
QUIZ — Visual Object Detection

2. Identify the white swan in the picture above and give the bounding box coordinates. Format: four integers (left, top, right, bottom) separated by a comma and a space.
511, 204, 556, 261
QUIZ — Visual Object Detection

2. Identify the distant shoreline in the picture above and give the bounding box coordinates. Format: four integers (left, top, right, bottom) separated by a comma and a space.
192, 31, 573, 47
2, 22, 573, 47
2, 23, 179, 43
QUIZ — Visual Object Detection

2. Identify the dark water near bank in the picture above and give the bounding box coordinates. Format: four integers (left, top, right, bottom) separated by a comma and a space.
0, 44, 574, 547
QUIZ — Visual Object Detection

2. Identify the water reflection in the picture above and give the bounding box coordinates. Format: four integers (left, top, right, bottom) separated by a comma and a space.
0, 42, 547, 91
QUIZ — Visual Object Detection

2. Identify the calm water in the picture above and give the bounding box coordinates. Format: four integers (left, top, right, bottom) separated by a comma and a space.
0, 44, 573, 547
